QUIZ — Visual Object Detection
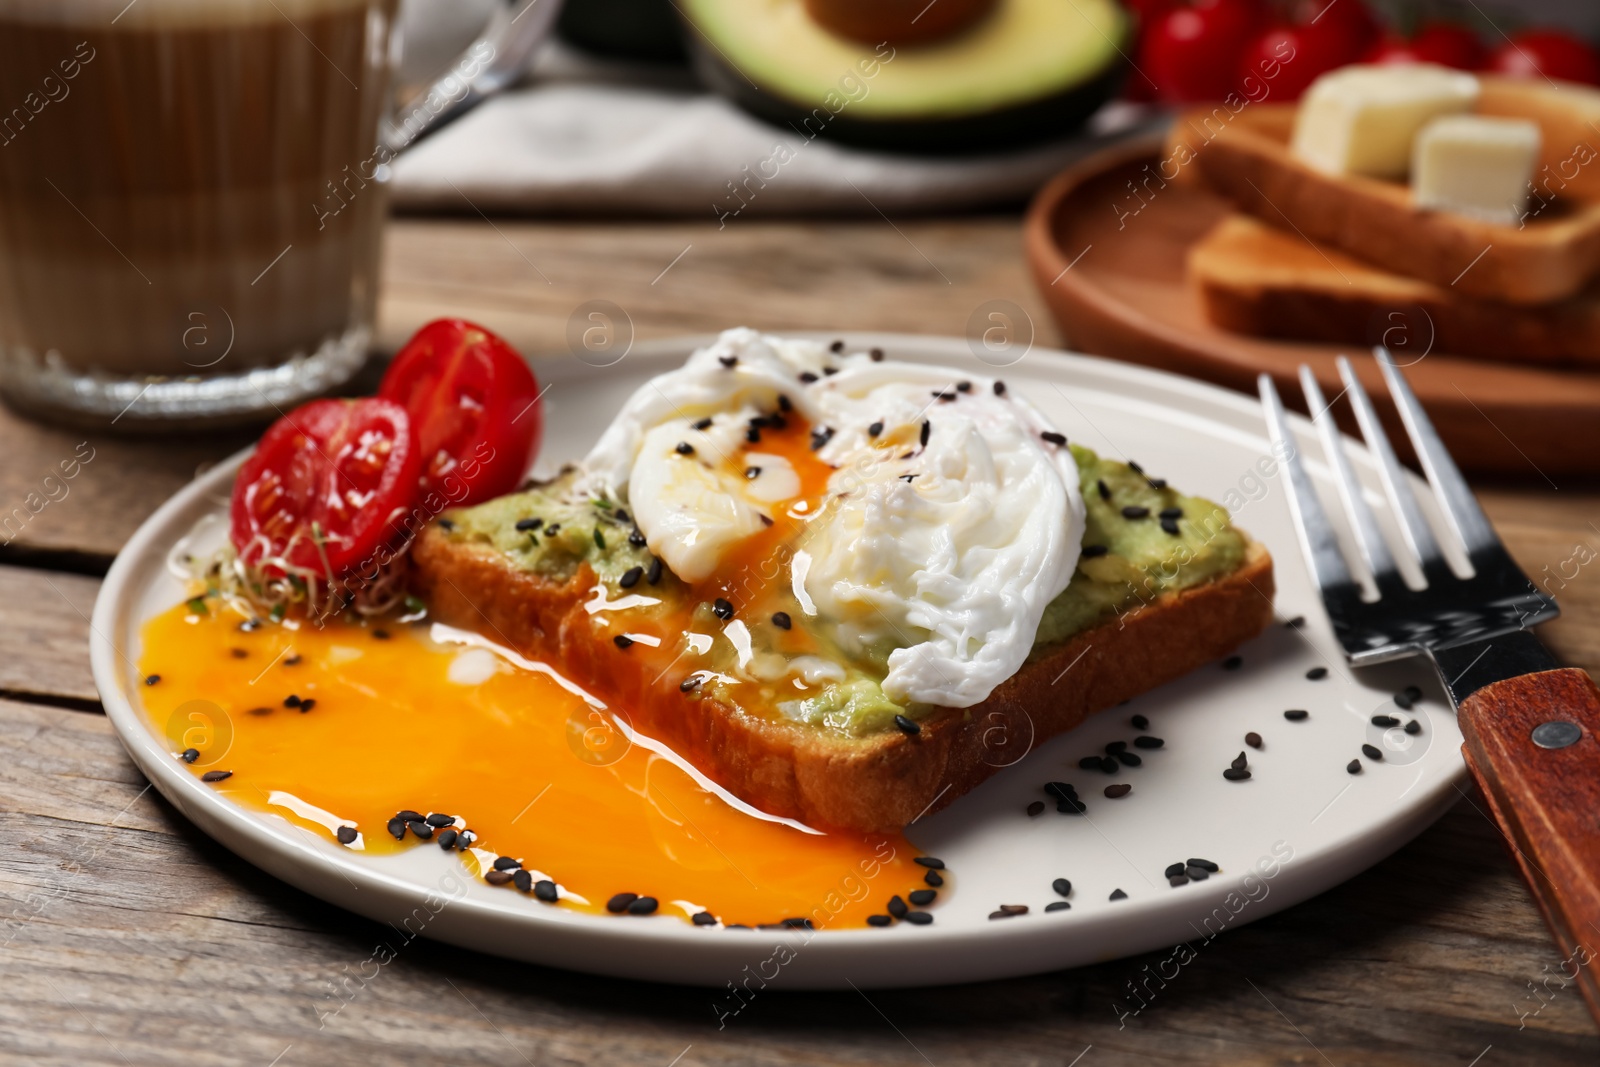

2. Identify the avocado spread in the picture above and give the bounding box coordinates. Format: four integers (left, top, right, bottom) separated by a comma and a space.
438, 446, 1246, 735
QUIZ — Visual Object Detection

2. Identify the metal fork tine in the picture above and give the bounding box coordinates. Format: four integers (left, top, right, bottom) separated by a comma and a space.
1258, 373, 1355, 596
1299, 364, 1401, 591
1337, 356, 1451, 582
1374, 347, 1500, 559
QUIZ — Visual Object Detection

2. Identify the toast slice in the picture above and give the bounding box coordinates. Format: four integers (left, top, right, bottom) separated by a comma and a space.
411, 456, 1275, 834
1164, 81, 1600, 305
1190, 213, 1600, 366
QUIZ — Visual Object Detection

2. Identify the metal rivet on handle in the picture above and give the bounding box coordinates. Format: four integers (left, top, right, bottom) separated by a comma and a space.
1531, 721, 1582, 750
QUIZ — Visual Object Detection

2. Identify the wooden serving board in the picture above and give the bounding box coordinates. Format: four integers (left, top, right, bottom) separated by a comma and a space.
1024, 136, 1600, 478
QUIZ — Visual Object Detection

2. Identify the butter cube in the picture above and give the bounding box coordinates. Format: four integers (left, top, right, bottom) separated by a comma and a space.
1412, 115, 1540, 225
1291, 64, 1480, 180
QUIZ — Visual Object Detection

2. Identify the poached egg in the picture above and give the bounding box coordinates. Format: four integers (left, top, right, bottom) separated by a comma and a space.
583, 328, 1085, 709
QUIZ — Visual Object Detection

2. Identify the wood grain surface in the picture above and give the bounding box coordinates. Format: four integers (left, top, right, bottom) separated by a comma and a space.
0, 216, 1597, 1064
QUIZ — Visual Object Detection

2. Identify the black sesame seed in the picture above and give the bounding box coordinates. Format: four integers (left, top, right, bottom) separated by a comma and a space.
1081, 544, 1109, 559
298, 698, 316, 713
545, 524, 560, 535
425, 813, 455, 827
771, 611, 792, 630
1404, 685, 1423, 702
1188, 859, 1219, 871
919, 420, 931, 447
1160, 517, 1181, 536
1231, 751, 1248, 771
887, 895, 908, 918
628, 530, 647, 547
614, 635, 634, 649
744, 466, 761, 479
1223, 768, 1252, 781
1121, 505, 1150, 519
647, 557, 662, 584
746, 427, 762, 444
712, 598, 734, 620
437, 518, 455, 532
868, 421, 883, 438
1185, 865, 1211, 881
1284, 709, 1309, 721
1347, 759, 1362, 774
1131, 714, 1149, 730
1246, 732, 1263, 749
675, 441, 695, 456
512, 870, 533, 893
145, 674, 160, 686
1405, 719, 1422, 735
904, 911, 933, 925
1044, 782, 1078, 799
619, 566, 643, 588
759, 514, 774, 526
534, 880, 559, 903
1394, 692, 1415, 710
1362, 743, 1383, 761
811, 427, 834, 450
994, 381, 1007, 396
229, 647, 248, 659
1099, 756, 1118, 774
798, 371, 818, 384
284, 694, 301, 708
515, 517, 544, 531
1372, 714, 1399, 727
201, 770, 232, 783
894, 714, 921, 736
180, 748, 199, 763
408, 820, 433, 840
459, 830, 477, 849
1147, 478, 1168, 490
628, 896, 659, 915
485, 870, 513, 885
1287, 615, 1306, 628
1105, 741, 1127, 754
1159, 507, 1183, 520
1045, 901, 1071, 912
1027, 800, 1045, 817
1307, 666, 1329, 680
1116, 752, 1142, 767
396, 809, 423, 822
1078, 756, 1101, 769
1133, 736, 1164, 749
778, 394, 793, 412
1110, 889, 1128, 901
1165, 862, 1188, 878
1057, 797, 1088, 814
932, 390, 957, 402
1105, 784, 1131, 798
829, 340, 844, 353
924, 870, 944, 887
914, 857, 946, 870
386, 817, 406, 840
991, 905, 1028, 919
680, 676, 702, 692
719, 355, 738, 368
437, 829, 458, 850
1052, 878, 1072, 897
335, 825, 357, 845
692, 417, 713, 430
1041, 431, 1068, 446
870, 347, 884, 361
1170, 875, 1191, 887
866, 914, 893, 927
606, 893, 637, 913
909, 889, 937, 906
691, 910, 716, 925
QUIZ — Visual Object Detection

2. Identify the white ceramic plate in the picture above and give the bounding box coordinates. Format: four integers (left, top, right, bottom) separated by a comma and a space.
92, 333, 1463, 990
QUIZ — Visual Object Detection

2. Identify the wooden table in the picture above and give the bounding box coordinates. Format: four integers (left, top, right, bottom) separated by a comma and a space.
3, 215, 1597, 1066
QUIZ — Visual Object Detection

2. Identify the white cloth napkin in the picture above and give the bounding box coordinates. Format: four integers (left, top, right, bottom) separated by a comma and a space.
388, 42, 1156, 218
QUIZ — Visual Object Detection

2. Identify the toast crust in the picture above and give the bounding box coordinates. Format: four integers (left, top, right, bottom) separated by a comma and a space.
1190, 214, 1600, 365
1165, 95, 1600, 305
412, 527, 1274, 834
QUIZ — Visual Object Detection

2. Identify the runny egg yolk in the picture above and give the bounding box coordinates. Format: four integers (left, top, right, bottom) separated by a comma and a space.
138, 596, 933, 928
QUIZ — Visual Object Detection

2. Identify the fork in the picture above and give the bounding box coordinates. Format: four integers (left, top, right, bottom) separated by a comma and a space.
1259, 347, 1600, 1026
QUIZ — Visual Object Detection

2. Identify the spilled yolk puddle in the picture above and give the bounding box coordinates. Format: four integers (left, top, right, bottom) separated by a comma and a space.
138, 600, 933, 928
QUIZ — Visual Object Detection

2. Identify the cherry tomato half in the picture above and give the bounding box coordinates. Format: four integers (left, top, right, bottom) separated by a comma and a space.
1487, 29, 1600, 86
378, 319, 544, 508
230, 398, 422, 579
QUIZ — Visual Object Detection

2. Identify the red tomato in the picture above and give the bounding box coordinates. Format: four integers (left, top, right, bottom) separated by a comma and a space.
1239, 19, 1360, 101
1143, 0, 1266, 102
1365, 24, 1485, 69
230, 398, 422, 579
1120, 0, 1179, 101
378, 319, 544, 508
1487, 29, 1600, 86
1292, 0, 1378, 58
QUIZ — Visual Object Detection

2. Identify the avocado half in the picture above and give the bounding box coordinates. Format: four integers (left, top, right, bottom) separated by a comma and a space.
679, 0, 1128, 154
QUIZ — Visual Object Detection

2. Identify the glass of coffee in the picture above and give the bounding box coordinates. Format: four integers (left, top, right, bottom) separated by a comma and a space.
0, 0, 552, 430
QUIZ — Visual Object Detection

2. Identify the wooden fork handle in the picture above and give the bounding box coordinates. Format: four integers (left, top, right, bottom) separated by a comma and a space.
1458, 667, 1600, 1026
